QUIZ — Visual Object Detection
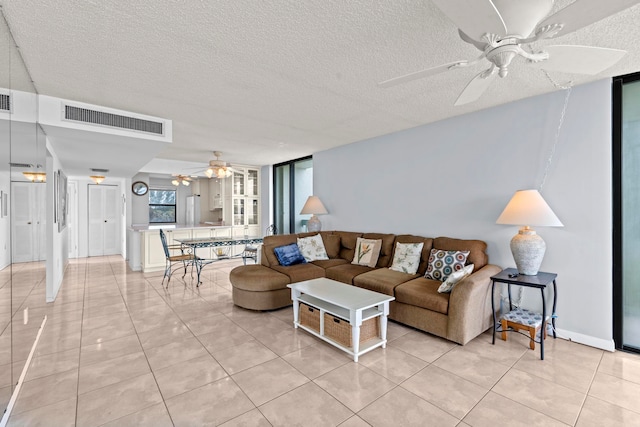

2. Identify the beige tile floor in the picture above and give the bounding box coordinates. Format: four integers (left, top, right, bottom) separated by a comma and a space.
2, 256, 640, 426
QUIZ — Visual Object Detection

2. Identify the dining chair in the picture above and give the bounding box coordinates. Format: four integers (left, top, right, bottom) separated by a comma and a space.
160, 229, 198, 285
242, 224, 278, 265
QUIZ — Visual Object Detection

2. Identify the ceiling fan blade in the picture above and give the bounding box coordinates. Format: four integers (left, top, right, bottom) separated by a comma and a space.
537, 0, 640, 39
378, 61, 466, 88
492, 0, 553, 38
458, 29, 488, 51
454, 67, 498, 106
431, 0, 507, 41
530, 45, 627, 75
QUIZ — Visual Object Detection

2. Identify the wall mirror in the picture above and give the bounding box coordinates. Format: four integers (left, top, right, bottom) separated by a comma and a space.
0, 10, 43, 416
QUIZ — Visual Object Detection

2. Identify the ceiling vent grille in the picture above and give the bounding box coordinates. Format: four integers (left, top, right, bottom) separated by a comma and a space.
10, 162, 33, 168
0, 94, 10, 111
64, 105, 164, 135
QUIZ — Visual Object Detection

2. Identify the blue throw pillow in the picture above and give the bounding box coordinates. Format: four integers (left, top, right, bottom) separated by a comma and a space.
274, 243, 307, 266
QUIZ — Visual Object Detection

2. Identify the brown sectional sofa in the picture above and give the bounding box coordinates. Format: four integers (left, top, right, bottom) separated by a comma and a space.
230, 231, 501, 345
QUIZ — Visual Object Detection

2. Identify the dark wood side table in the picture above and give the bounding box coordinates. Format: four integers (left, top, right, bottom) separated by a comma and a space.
490, 268, 558, 360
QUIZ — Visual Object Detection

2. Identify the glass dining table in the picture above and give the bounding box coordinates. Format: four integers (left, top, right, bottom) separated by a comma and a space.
174, 236, 263, 285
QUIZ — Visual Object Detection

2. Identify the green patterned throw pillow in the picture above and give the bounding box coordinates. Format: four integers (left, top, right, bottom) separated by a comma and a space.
297, 234, 329, 262
389, 242, 424, 274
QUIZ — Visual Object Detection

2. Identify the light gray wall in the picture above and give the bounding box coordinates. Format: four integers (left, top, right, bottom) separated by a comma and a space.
130, 172, 150, 225
314, 79, 613, 350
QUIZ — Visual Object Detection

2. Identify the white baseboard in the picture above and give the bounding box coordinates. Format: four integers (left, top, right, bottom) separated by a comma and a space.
555, 327, 615, 352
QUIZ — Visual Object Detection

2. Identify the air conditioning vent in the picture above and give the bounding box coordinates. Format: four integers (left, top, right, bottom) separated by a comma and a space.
90, 168, 110, 173
64, 105, 164, 135
10, 162, 33, 168
0, 94, 10, 111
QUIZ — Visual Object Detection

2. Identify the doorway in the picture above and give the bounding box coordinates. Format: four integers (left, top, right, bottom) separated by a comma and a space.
613, 72, 640, 353
88, 184, 120, 256
273, 156, 312, 234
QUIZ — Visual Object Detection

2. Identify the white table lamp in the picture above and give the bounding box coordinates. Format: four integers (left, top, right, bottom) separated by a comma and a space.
496, 189, 563, 275
300, 196, 328, 232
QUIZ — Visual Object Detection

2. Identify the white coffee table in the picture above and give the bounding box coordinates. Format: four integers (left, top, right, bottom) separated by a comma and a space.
288, 278, 395, 362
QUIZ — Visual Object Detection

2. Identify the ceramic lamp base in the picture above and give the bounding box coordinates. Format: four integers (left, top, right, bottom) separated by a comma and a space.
307, 215, 322, 232
510, 227, 546, 275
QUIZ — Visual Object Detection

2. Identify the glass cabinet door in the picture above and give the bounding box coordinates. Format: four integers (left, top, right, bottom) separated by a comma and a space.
247, 198, 258, 225
233, 171, 245, 196
247, 169, 258, 197
233, 198, 244, 225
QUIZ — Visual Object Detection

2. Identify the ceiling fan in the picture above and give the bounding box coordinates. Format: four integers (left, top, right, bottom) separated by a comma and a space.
171, 174, 194, 186
379, 0, 635, 105
204, 151, 233, 179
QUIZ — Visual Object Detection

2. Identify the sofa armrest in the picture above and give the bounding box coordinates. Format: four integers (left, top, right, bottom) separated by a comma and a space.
446, 264, 502, 345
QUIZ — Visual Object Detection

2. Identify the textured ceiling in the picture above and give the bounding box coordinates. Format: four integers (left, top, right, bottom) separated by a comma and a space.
1, 0, 640, 173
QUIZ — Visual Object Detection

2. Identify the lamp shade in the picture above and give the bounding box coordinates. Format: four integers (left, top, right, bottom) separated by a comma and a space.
496, 190, 563, 227
300, 196, 328, 215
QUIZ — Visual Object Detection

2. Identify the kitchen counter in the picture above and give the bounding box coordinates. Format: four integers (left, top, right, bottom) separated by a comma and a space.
127, 223, 235, 272
129, 223, 231, 232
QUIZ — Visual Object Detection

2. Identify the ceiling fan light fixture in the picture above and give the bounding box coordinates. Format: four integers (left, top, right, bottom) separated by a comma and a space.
172, 174, 193, 186
205, 151, 232, 179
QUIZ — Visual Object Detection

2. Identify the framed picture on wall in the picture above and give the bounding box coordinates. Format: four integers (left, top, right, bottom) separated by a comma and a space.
58, 169, 68, 232
53, 171, 58, 224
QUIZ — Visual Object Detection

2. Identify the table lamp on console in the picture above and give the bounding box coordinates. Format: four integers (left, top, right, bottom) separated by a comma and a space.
496, 189, 563, 275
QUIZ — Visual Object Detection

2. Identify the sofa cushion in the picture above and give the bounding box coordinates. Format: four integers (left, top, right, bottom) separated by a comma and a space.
297, 234, 329, 262
362, 233, 396, 267
351, 237, 382, 267
389, 242, 424, 274
333, 231, 363, 261
393, 235, 434, 275
438, 263, 474, 293
353, 268, 418, 296
325, 263, 373, 284
425, 249, 469, 281
311, 258, 348, 269
395, 277, 450, 315
433, 237, 488, 271
263, 235, 298, 266
322, 234, 341, 259
274, 243, 307, 266
272, 263, 325, 283
230, 265, 290, 292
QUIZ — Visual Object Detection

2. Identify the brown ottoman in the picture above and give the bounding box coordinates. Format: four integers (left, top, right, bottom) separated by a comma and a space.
230, 265, 292, 310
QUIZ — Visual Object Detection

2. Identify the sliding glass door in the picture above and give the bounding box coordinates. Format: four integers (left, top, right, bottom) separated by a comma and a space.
614, 72, 640, 353
273, 156, 312, 234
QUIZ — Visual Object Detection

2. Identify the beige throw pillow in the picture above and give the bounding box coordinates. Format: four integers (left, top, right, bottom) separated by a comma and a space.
351, 237, 382, 268
389, 242, 424, 274
437, 264, 474, 293
297, 234, 329, 262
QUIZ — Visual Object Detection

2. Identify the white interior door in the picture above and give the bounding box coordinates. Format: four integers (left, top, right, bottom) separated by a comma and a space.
88, 185, 120, 257
102, 186, 119, 255
11, 182, 46, 263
